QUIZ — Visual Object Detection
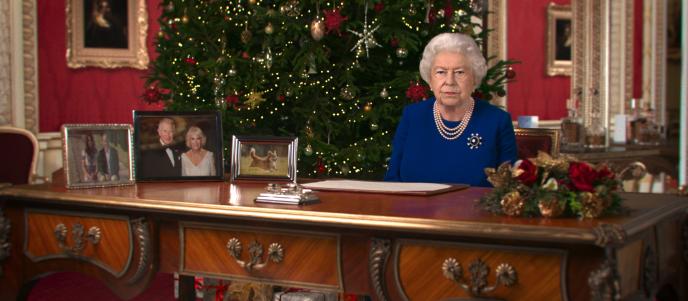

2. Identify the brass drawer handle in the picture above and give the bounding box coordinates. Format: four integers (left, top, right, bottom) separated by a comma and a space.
442, 258, 518, 297
54, 223, 101, 255
226, 238, 284, 272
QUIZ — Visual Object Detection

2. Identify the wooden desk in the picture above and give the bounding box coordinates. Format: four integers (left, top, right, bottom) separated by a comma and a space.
0, 181, 686, 301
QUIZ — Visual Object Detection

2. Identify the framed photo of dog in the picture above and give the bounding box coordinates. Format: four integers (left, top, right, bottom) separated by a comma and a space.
133, 111, 224, 181
230, 136, 298, 182
61, 124, 134, 189
66, 0, 149, 69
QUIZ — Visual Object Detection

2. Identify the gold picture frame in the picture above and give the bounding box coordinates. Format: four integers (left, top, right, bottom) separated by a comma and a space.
546, 3, 572, 76
61, 124, 134, 189
66, 0, 149, 69
230, 135, 298, 183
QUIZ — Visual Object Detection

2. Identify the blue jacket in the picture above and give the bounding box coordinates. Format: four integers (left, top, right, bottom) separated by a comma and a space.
384, 98, 517, 187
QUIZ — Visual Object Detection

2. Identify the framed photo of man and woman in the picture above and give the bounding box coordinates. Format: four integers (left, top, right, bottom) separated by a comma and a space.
61, 124, 134, 189
133, 111, 224, 181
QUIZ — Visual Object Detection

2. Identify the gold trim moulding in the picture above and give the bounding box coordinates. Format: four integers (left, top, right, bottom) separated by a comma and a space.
3, 187, 687, 246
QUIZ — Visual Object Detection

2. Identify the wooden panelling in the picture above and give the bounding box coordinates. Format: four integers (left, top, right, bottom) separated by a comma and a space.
617, 239, 643, 298
24, 210, 132, 276
181, 223, 341, 290
396, 241, 565, 301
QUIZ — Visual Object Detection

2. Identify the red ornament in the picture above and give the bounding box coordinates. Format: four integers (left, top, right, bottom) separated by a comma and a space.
184, 57, 197, 65
143, 85, 162, 104
389, 37, 399, 48
323, 8, 348, 35
506, 67, 516, 79
374, 2, 385, 13
405, 81, 429, 102
241, 51, 250, 59
315, 157, 327, 174
225, 94, 239, 107
278, 95, 286, 102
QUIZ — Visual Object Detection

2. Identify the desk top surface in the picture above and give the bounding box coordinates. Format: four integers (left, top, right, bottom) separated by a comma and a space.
1, 181, 686, 245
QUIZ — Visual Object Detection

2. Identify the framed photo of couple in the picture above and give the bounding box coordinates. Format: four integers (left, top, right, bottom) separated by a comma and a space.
230, 135, 298, 182
133, 111, 224, 181
61, 124, 134, 189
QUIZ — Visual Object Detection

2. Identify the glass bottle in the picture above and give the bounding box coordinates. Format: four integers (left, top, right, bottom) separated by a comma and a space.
585, 112, 606, 149
560, 98, 584, 150
636, 102, 660, 145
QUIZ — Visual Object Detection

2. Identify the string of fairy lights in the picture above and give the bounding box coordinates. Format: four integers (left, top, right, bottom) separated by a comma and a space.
153, 0, 489, 177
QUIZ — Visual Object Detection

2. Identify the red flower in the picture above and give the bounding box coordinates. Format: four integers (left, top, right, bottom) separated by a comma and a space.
596, 165, 615, 181
515, 159, 537, 186
184, 57, 197, 65
569, 162, 597, 192
374, 2, 385, 13
323, 8, 348, 35
405, 81, 429, 102
143, 85, 162, 104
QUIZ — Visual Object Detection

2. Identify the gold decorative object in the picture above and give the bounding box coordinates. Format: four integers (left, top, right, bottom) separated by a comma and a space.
500, 191, 524, 216
580, 192, 605, 218
538, 198, 565, 218
441, 257, 518, 297
310, 19, 325, 41
241, 28, 253, 44
54, 223, 102, 255
245, 91, 265, 108
484, 163, 513, 189
225, 238, 284, 272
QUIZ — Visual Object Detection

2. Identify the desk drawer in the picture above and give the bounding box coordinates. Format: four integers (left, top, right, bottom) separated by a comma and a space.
180, 223, 341, 291
24, 209, 133, 277
395, 240, 566, 301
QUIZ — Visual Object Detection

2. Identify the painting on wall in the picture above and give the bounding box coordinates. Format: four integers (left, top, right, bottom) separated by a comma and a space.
66, 0, 149, 69
546, 3, 572, 76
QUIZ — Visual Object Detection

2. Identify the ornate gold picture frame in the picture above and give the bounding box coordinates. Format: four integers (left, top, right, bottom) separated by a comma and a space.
61, 124, 134, 189
546, 3, 572, 76
66, 0, 149, 69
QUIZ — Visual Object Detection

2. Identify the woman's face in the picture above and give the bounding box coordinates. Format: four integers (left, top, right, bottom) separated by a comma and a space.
188, 134, 203, 150
429, 51, 475, 108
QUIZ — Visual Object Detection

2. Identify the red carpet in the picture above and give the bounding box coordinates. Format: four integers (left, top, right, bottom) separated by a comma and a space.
28, 272, 176, 301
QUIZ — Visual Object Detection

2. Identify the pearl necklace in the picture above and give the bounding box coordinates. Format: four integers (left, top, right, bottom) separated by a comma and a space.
433, 98, 474, 140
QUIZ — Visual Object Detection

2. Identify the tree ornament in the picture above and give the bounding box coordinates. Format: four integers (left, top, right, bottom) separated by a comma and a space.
165, 2, 174, 12
157, 31, 164, 38
310, 19, 325, 41
470, 0, 484, 14
497, 89, 506, 97
436, 9, 445, 19
240, 28, 252, 44
245, 91, 266, 108
228, 67, 237, 77
396, 47, 408, 58
181, 15, 189, 24
340, 86, 355, 100
248, 0, 257, 5
340, 164, 350, 175
500, 191, 525, 216
407, 3, 417, 16
323, 8, 348, 35
241, 51, 250, 59
347, 2, 381, 58
280, 0, 301, 17
184, 57, 197, 65
305, 125, 314, 138
406, 81, 429, 102
370, 122, 379, 131
363, 102, 373, 112
304, 144, 313, 156
143, 85, 163, 104
264, 47, 273, 69
265, 22, 274, 35
389, 37, 399, 48
225, 94, 240, 107
506, 67, 516, 79
379, 87, 389, 98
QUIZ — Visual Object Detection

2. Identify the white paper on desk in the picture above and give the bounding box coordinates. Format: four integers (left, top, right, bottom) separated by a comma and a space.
302, 180, 450, 192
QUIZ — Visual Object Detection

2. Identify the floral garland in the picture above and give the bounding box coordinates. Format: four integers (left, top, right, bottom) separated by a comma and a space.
479, 152, 624, 218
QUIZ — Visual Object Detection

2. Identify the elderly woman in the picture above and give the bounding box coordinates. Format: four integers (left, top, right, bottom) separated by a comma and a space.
384, 33, 517, 186
181, 126, 216, 176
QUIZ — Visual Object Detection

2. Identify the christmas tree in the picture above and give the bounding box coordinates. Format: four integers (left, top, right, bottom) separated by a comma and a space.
144, 0, 515, 178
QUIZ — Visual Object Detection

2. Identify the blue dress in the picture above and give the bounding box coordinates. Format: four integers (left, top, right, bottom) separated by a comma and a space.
384, 98, 517, 187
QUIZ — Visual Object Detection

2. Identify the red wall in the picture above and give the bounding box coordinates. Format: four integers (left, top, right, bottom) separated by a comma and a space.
506, 0, 571, 121
37, 0, 162, 132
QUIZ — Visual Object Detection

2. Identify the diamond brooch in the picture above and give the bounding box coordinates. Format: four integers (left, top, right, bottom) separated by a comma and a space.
467, 133, 483, 149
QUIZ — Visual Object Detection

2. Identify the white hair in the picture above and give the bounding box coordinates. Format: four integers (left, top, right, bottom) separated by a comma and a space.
419, 33, 487, 86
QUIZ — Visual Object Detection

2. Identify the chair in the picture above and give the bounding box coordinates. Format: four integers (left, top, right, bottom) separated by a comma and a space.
0, 126, 39, 185
514, 128, 560, 159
